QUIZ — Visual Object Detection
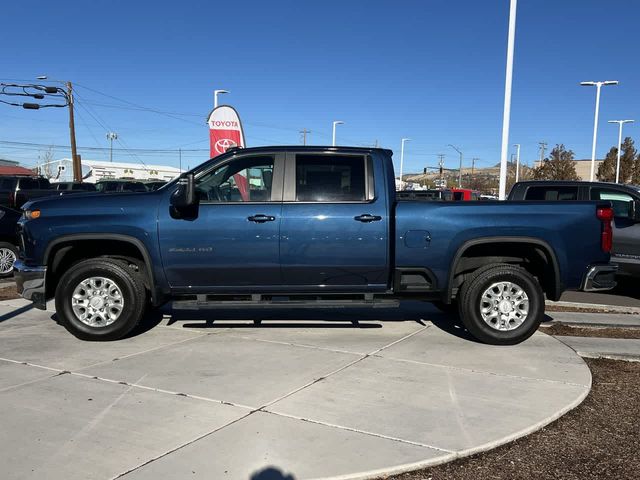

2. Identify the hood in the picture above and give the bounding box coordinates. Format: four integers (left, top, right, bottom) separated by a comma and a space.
23, 190, 161, 213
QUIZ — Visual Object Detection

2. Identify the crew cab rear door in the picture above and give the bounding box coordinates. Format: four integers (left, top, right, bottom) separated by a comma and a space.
158, 152, 284, 288
279, 151, 389, 291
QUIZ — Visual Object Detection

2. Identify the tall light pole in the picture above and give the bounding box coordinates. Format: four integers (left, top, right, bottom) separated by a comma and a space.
581, 80, 619, 181
399, 138, 411, 190
448, 144, 463, 187
106, 132, 118, 163
514, 143, 521, 182
214, 89, 229, 108
332, 121, 344, 146
608, 119, 634, 183
498, 0, 518, 200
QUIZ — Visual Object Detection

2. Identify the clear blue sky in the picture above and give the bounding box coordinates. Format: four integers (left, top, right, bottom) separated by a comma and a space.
1, 0, 639, 173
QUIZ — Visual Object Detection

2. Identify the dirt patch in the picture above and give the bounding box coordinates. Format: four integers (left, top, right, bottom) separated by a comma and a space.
546, 305, 637, 314
0, 284, 20, 301
540, 324, 640, 339
388, 358, 640, 480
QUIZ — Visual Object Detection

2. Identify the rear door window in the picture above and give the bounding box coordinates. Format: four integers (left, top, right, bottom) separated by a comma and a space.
294, 154, 366, 202
524, 186, 578, 201
590, 188, 635, 218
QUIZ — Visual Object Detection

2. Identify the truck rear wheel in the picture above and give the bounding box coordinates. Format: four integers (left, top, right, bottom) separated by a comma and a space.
457, 264, 543, 345
55, 258, 147, 341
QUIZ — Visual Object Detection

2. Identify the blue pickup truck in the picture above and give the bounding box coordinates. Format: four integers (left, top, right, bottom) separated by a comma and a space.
15, 146, 616, 345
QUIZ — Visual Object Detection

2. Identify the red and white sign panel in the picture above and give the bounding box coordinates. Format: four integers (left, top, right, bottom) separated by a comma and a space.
207, 105, 249, 199
207, 105, 246, 158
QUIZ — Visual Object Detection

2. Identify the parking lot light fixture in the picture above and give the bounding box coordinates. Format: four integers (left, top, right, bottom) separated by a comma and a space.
332, 121, 344, 146
581, 80, 619, 181
498, 0, 518, 200
608, 120, 634, 183
514, 143, 521, 182
214, 89, 229, 108
399, 138, 411, 190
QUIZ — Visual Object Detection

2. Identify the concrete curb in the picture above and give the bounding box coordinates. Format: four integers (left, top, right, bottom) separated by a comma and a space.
542, 321, 640, 329
576, 352, 640, 362
546, 300, 640, 314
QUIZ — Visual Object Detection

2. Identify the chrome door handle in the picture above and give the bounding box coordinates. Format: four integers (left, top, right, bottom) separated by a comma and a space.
248, 214, 276, 223
354, 214, 382, 222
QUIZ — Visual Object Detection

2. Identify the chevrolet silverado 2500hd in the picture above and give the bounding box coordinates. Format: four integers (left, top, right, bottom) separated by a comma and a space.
15, 146, 617, 344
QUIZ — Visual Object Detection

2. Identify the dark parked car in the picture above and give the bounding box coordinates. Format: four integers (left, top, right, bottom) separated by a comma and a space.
144, 181, 168, 191
0, 206, 22, 277
508, 180, 640, 277
0, 176, 53, 209
54, 182, 97, 195
95, 179, 147, 193
16, 146, 615, 345
396, 189, 453, 201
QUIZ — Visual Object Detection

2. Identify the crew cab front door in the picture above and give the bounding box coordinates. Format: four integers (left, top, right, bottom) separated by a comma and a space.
158, 153, 284, 289
279, 152, 389, 291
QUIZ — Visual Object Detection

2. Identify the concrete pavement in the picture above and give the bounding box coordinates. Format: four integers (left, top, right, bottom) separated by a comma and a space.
0, 299, 591, 480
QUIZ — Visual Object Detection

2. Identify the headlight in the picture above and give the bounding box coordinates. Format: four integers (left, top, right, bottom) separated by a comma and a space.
24, 209, 41, 220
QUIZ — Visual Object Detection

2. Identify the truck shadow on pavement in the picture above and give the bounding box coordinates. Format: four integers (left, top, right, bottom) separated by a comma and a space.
126, 300, 479, 343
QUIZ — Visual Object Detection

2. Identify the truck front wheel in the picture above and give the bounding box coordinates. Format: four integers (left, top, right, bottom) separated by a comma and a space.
55, 258, 147, 341
457, 264, 543, 345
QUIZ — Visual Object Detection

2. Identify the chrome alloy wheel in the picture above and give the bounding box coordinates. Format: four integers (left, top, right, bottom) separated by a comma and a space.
479, 281, 529, 331
0, 247, 16, 275
71, 276, 124, 327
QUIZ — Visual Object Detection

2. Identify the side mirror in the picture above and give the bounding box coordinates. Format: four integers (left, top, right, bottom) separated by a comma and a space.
170, 173, 198, 218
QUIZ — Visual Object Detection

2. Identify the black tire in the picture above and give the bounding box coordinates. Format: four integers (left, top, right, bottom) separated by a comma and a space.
0, 242, 18, 278
55, 258, 147, 341
457, 264, 544, 345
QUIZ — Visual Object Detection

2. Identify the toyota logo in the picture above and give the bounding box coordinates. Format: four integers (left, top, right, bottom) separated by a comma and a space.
215, 138, 237, 154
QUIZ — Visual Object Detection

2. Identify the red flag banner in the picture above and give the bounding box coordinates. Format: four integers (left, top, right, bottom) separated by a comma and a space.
207, 105, 248, 199
207, 105, 246, 158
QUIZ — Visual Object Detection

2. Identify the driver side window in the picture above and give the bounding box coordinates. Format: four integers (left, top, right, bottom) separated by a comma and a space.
196, 155, 274, 202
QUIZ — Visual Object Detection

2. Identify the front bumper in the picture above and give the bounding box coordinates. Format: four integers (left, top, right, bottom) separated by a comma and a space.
581, 264, 618, 292
14, 260, 47, 310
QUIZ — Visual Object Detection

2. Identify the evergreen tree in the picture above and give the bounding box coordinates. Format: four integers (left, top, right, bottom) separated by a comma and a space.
532, 144, 580, 181
619, 137, 637, 182
598, 137, 637, 183
596, 147, 618, 182
633, 150, 640, 185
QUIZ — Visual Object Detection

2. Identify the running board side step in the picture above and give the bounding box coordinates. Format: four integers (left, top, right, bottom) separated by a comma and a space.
173, 294, 400, 310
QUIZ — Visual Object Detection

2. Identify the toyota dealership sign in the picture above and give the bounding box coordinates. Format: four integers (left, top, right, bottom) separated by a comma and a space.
207, 105, 246, 158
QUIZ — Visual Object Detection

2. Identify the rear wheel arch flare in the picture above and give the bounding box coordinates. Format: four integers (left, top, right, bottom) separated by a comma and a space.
447, 237, 561, 301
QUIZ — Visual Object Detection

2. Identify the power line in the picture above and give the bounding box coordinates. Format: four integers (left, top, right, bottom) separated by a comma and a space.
0, 140, 208, 153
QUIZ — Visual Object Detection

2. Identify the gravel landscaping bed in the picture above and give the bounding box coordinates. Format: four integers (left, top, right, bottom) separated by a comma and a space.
388, 358, 640, 480
0, 284, 19, 301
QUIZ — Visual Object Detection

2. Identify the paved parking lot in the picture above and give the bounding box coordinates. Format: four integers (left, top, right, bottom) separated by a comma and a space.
0, 299, 591, 480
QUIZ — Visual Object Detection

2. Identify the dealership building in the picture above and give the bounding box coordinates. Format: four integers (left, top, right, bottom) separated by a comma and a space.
36, 158, 182, 183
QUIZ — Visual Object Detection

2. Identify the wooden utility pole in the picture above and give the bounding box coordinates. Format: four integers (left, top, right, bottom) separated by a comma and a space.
299, 129, 310, 145
538, 141, 547, 163
67, 81, 82, 182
